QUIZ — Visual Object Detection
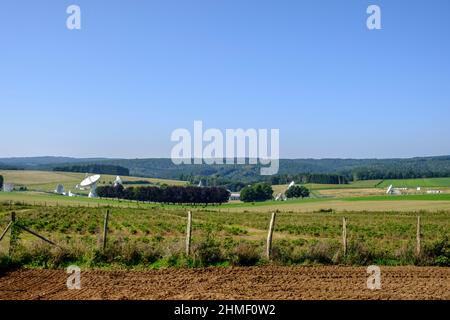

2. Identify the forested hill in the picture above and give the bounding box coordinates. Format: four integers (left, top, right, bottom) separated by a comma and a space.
1, 155, 450, 182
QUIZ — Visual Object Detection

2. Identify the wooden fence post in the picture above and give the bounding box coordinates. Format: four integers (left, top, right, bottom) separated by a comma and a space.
342, 217, 347, 256
266, 212, 276, 260
186, 211, 192, 256
416, 216, 421, 256
102, 210, 110, 251
9, 212, 17, 256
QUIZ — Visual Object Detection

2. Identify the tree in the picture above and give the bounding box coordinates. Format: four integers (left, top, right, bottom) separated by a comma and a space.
285, 185, 310, 199
240, 183, 273, 202
0, 175, 3, 190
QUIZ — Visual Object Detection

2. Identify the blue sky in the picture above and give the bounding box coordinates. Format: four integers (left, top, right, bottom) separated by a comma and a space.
1, 0, 449, 159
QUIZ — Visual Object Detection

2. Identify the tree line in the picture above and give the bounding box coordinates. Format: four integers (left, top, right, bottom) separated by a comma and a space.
97, 185, 230, 205
269, 173, 349, 185
53, 164, 130, 176
180, 174, 248, 192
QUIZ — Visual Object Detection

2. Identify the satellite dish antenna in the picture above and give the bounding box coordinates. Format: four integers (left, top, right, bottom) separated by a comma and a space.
287, 181, 295, 189
386, 185, 393, 194
79, 174, 101, 198
55, 184, 64, 194
114, 176, 123, 187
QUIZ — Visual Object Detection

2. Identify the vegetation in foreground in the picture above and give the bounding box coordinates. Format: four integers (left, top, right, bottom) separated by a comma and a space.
0, 202, 448, 270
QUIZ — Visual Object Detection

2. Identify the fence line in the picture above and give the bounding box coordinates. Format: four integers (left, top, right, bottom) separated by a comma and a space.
0, 208, 427, 262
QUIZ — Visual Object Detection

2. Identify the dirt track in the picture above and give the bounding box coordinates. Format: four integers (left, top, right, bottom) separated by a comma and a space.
0, 266, 449, 300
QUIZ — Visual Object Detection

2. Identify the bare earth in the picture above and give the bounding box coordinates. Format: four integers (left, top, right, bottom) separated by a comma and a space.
0, 266, 449, 300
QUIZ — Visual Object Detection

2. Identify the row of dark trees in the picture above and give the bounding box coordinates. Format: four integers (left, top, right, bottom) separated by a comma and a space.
53, 164, 129, 176
351, 167, 450, 180
269, 173, 349, 185
240, 183, 273, 202
97, 185, 230, 205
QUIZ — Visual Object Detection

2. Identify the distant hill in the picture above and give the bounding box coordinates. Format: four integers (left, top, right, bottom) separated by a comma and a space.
1, 155, 450, 182
0, 157, 109, 168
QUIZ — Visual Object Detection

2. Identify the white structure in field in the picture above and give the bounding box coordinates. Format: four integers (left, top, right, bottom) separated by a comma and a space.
386, 185, 393, 194
2, 183, 14, 192
275, 181, 295, 201
55, 184, 64, 194
114, 176, 123, 187
427, 190, 441, 194
78, 174, 101, 198
198, 180, 204, 187
386, 184, 402, 195
229, 192, 240, 201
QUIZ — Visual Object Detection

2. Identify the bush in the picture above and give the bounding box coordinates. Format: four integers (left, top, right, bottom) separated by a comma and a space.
240, 183, 273, 202
231, 242, 261, 266
192, 236, 224, 267
424, 236, 450, 266
286, 185, 310, 199
306, 241, 338, 264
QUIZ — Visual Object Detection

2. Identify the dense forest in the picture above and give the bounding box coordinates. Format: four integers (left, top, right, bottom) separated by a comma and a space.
269, 173, 349, 185
2, 155, 450, 183
97, 185, 230, 205
53, 164, 129, 176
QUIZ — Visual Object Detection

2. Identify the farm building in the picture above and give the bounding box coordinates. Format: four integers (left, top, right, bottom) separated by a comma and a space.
229, 192, 240, 201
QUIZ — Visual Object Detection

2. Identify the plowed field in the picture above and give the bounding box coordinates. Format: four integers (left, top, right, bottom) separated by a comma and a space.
1, 266, 449, 300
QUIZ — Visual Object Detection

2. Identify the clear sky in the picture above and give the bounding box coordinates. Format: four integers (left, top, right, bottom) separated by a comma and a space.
1, 0, 449, 159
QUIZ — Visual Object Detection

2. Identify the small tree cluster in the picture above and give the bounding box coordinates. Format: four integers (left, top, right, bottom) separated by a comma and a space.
240, 183, 273, 202
285, 185, 310, 199
0, 175, 3, 190
97, 185, 230, 205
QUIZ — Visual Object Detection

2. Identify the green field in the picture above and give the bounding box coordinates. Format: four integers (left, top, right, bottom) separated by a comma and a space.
0, 170, 186, 194
377, 177, 450, 188
0, 202, 448, 269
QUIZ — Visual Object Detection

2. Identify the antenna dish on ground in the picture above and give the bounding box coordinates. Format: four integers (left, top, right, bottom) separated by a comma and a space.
114, 176, 122, 187
386, 185, 393, 194
55, 184, 64, 194
79, 174, 101, 198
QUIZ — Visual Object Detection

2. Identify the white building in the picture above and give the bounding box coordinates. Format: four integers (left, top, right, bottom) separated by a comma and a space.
229, 192, 240, 201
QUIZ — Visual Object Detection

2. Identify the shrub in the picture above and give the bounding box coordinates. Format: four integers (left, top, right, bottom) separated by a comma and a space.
231, 242, 261, 266
424, 236, 450, 266
306, 241, 337, 264
192, 236, 224, 267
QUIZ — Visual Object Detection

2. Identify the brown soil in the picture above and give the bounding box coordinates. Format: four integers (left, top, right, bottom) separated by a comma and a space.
0, 266, 449, 300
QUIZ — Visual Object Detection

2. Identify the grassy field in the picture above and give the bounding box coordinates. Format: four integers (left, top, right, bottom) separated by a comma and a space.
1, 190, 450, 215
0, 170, 186, 194
377, 177, 450, 188
272, 180, 382, 194
0, 202, 448, 269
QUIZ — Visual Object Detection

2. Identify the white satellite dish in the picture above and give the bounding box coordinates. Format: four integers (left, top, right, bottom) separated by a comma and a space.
287, 181, 295, 189
386, 185, 393, 194
79, 174, 101, 198
55, 184, 64, 194
114, 176, 123, 187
